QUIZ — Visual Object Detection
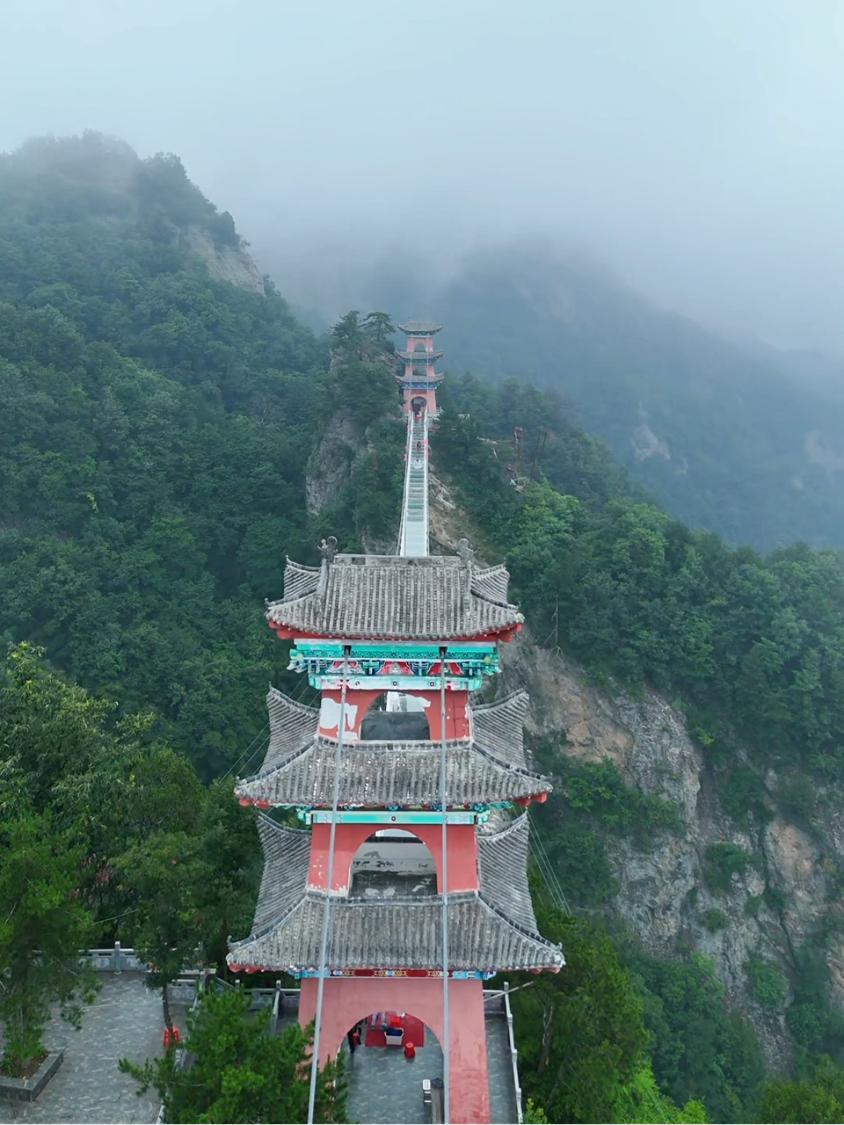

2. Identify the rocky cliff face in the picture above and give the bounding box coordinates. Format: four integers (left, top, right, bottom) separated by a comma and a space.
306, 411, 362, 517
429, 472, 844, 1070
305, 397, 400, 556
181, 227, 266, 294
306, 402, 842, 1067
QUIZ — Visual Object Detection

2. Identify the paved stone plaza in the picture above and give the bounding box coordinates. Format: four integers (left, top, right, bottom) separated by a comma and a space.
0, 974, 179, 1125
345, 1034, 444, 1125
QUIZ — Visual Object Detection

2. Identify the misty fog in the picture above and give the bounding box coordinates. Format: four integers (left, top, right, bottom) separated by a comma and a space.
1, 0, 843, 353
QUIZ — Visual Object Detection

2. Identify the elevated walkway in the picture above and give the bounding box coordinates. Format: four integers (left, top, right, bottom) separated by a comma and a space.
399, 411, 429, 557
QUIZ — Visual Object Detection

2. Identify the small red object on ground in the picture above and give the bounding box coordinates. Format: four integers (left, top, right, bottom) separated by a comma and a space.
404, 1041, 416, 1059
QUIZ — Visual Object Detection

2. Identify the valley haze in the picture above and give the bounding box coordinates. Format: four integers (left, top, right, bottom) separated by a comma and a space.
1, 0, 843, 355
3, 4, 844, 1122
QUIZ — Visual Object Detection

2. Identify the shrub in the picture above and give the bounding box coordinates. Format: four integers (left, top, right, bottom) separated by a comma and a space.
701, 908, 729, 932
561, 759, 680, 846
704, 843, 753, 893
745, 954, 787, 1009
777, 774, 816, 823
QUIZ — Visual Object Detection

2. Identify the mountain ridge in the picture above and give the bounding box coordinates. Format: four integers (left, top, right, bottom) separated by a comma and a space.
266, 239, 844, 551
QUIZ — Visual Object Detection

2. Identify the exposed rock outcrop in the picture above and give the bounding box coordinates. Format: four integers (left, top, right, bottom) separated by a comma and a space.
181, 227, 266, 294
305, 391, 401, 555
429, 469, 843, 1070
306, 412, 362, 517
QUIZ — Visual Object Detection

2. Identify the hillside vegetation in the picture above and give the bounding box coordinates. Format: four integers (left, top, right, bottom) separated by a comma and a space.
280, 243, 844, 551
436, 376, 844, 785
0, 133, 328, 776
2, 133, 844, 1121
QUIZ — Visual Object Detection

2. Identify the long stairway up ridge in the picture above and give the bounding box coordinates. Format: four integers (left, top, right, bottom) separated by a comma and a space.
399, 408, 429, 557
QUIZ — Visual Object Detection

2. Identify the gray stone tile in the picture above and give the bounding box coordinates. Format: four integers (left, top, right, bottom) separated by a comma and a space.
485, 1012, 520, 1125
0, 974, 176, 1125
345, 1036, 443, 1125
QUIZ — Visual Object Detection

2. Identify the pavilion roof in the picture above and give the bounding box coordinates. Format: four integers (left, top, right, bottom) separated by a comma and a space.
227, 815, 564, 974
268, 553, 522, 641
398, 321, 442, 334
397, 349, 444, 361
235, 688, 548, 808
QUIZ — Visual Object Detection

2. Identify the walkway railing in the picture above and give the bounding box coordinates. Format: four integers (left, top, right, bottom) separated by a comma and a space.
502, 982, 524, 1125
79, 944, 147, 972
399, 410, 429, 557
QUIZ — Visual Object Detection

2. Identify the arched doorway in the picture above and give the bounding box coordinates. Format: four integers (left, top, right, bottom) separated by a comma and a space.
342, 1009, 443, 1125
300, 977, 491, 1123
359, 692, 431, 741
348, 828, 437, 898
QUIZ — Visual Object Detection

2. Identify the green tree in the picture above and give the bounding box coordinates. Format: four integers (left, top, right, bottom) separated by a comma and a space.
626, 949, 765, 1120
0, 642, 116, 809
197, 779, 261, 971
0, 809, 97, 1075
331, 310, 362, 350
760, 1057, 844, 1123
362, 310, 395, 344
115, 830, 208, 1031
613, 1063, 708, 1123
120, 987, 346, 1123
511, 912, 648, 1122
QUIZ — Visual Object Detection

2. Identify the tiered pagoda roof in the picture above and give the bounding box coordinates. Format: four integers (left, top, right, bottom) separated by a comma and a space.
236, 688, 550, 808
268, 553, 523, 640
227, 814, 564, 974
397, 349, 444, 362
398, 320, 442, 335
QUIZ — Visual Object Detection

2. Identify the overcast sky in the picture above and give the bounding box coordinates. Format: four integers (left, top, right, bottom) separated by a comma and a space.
2, 0, 843, 352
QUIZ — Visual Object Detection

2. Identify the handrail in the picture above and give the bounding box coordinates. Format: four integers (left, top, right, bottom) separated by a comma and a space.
503, 982, 524, 1125
398, 410, 429, 557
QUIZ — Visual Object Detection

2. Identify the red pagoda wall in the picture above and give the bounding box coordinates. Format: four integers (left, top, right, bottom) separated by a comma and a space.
300, 976, 491, 1123
401, 385, 438, 415
318, 688, 470, 741
307, 822, 479, 894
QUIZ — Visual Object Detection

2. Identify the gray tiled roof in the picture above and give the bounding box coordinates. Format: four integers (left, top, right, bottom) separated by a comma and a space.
236, 688, 550, 807
263, 688, 320, 773
227, 815, 564, 973
398, 321, 442, 334
472, 690, 530, 769
267, 554, 523, 640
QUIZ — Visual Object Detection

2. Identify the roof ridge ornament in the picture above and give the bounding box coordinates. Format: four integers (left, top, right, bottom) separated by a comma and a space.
317, 536, 338, 602
319, 536, 338, 563
455, 537, 474, 565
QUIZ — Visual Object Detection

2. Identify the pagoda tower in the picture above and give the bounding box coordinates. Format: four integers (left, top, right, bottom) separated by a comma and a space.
396, 320, 444, 417
228, 322, 563, 1124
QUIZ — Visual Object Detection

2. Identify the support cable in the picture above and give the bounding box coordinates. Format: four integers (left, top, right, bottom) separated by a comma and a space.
220, 724, 269, 782
439, 645, 451, 1125
529, 820, 571, 916
306, 646, 350, 1125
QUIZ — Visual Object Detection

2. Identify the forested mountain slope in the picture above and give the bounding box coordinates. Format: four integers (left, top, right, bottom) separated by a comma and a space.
428, 379, 844, 1118
273, 242, 844, 550
4, 133, 844, 1121
0, 133, 329, 776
